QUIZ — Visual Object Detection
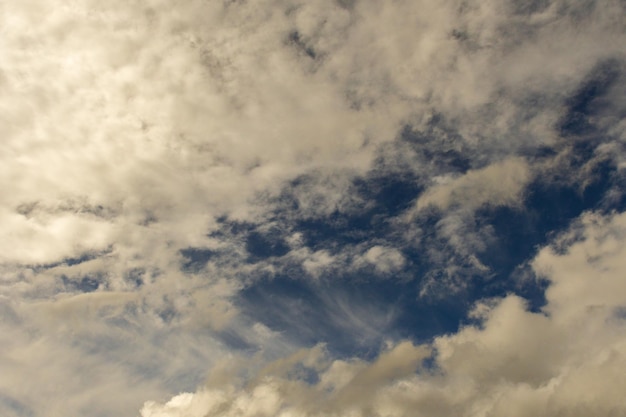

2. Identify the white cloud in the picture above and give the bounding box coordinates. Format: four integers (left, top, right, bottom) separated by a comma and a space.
1, 0, 625, 415
1, 0, 622, 275
415, 157, 530, 212
0, 210, 113, 264
142, 210, 626, 417
352, 245, 406, 274
302, 249, 336, 278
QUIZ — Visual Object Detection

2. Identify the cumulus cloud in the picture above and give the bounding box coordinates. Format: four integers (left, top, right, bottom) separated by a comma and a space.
1, 0, 625, 415
143, 210, 626, 417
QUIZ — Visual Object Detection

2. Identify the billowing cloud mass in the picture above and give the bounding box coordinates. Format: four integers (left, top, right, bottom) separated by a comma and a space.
0, 0, 625, 416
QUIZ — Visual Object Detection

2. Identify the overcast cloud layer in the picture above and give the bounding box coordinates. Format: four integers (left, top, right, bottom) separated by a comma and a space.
1, 0, 626, 416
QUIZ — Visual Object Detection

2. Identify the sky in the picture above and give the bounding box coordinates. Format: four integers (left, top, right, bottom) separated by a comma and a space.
1, 0, 626, 416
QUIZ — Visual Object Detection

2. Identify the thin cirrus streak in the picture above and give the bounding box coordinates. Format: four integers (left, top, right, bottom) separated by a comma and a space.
0, 0, 625, 416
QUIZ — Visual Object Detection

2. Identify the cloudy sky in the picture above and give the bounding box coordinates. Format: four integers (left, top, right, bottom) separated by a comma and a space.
1, 0, 626, 416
